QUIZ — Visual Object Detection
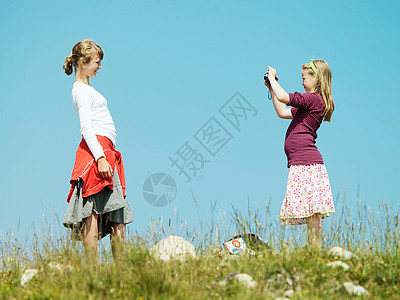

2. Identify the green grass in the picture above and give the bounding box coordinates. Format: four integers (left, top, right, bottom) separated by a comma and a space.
1, 198, 399, 299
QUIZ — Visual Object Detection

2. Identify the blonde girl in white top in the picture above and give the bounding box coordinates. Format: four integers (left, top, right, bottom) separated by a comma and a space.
63, 39, 133, 260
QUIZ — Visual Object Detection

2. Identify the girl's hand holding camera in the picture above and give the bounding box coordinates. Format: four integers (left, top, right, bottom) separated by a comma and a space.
264, 66, 278, 89
267, 66, 277, 82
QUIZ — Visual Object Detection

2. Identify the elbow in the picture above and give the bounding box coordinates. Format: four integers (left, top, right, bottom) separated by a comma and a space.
276, 109, 292, 120
277, 94, 290, 104
277, 113, 287, 119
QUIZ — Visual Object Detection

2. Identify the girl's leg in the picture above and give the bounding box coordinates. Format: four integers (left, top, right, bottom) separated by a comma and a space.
307, 213, 322, 247
110, 223, 126, 259
82, 212, 99, 259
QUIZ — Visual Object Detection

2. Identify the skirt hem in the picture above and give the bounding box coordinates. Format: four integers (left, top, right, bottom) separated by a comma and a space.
279, 210, 336, 225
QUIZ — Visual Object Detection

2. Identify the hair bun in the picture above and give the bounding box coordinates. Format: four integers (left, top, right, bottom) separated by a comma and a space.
63, 55, 73, 75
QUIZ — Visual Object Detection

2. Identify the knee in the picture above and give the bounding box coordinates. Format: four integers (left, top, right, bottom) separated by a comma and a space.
111, 223, 126, 239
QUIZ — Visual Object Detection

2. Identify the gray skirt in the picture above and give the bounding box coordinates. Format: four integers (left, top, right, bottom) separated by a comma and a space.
63, 167, 134, 239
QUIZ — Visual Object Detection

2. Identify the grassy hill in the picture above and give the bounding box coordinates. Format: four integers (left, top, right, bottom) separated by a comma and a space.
1, 201, 399, 299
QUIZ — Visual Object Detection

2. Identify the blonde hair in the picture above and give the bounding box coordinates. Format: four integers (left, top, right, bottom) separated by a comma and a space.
302, 59, 335, 122
63, 39, 104, 75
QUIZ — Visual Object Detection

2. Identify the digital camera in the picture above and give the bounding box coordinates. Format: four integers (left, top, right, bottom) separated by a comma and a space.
264, 73, 270, 86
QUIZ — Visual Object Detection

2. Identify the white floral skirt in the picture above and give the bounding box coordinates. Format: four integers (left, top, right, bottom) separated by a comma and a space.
279, 164, 335, 225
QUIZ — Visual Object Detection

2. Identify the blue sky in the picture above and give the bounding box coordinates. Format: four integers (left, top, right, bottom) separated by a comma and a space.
1, 0, 399, 241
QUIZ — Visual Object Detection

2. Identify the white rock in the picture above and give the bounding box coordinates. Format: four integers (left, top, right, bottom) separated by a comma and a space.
48, 262, 63, 271
218, 273, 257, 288
267, 273, 293, 286
327, 261, 350, 271
21, 269, 38, 286
286, 277, 293, 286
328, 247, 358, 260
218, 279, 227, 286
234, 273, 257, 288
284, 289, 294, 297
48, 262, 73, 272
150, 235, 196, 261
343, 282, 369, 296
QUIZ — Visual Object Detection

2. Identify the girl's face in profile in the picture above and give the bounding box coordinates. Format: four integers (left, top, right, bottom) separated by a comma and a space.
80, 55, 102, 78
302, 70, 315, 93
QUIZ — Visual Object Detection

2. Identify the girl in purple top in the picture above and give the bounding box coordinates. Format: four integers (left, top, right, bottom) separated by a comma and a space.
265, 60, 335, 247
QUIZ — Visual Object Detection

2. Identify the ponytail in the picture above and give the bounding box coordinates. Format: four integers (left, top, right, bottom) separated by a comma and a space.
63, 55, 73, 75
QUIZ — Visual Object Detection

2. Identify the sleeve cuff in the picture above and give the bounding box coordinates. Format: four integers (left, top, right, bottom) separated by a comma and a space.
288, 93, 294, 106
94, 151, 106, 162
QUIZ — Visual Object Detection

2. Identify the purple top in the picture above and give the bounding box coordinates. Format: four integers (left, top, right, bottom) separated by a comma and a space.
284, 92, 324, 167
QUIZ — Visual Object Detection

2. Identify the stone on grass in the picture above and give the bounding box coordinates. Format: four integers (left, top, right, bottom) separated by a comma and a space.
328, 246, 358, 260
327, 261, 350, 271
343, 282, 369, 296
218, 279, 228, 286
48, 262, 74, 272
267, 273, 293, 287
21, 269, 38, 286
48, 262, 63, 271
219, 273, 257, 288
234, 273, 257, 288
284, 289, 294, 297
150, 235, 195, 261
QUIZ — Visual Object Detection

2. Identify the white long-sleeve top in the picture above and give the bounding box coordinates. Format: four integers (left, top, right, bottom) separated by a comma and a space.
72, 82, 117, 161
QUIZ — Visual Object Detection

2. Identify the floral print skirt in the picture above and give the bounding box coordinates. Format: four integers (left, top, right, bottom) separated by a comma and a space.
279, 164, 335, 225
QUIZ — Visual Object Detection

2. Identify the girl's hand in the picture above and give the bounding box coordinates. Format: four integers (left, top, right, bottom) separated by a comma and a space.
265, 75, 279, 87
265, 67, 278, 89
268, 66, 277, 82
97, 157, 113, 179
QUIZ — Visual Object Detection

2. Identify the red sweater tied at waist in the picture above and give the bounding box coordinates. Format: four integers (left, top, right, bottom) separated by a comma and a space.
67, 135, 126, 203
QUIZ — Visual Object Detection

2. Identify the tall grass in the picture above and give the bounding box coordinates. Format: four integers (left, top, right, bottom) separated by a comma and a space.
1, 194, 399, 299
